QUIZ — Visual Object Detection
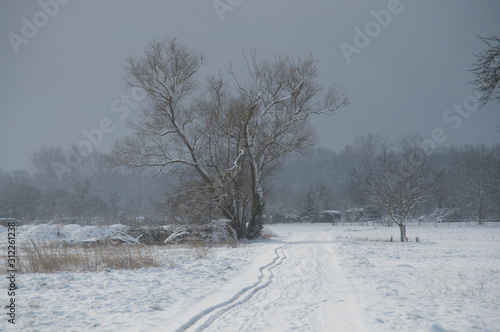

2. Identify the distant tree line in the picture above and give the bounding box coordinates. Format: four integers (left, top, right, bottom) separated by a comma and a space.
267, 134, 500, 226
0, 146, 164, 223
0, 136, 498, 228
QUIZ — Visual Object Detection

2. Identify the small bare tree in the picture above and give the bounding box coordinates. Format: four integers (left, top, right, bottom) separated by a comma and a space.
352, 136, 442, 242
111, 37, 348, 239
470, 35, 500, 107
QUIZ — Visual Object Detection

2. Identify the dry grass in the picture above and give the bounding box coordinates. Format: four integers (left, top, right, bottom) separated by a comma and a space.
217, 237, 239, 248
187, 242, 211, 259
353, 237, 396, 243
354, 236, 421, 243
15, 241, 163, 273
260, 228, 277, 240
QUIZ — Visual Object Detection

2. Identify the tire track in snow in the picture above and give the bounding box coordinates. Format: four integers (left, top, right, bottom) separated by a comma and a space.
176, 245, 288, 332
225, 231, 369, 332
235, 278, 299, 331
219, 231, 335, 331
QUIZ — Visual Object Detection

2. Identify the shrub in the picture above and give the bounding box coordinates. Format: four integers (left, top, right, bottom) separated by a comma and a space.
126, 226, 171, 245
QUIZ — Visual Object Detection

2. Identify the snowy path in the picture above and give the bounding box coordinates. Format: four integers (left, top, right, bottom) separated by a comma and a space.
173, 230, 368, 332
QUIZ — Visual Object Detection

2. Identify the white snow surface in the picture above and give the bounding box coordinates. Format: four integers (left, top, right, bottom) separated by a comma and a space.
1, 223, 499, 331
15, 223, 129, 244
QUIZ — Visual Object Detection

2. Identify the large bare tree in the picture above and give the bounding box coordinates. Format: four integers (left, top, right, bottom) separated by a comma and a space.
110, 37, 348, 239
352, 136, 442, 242
227, 52, 348, 237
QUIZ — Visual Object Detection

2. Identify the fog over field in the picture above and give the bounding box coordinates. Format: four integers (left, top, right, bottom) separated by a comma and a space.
1, 0, 499, 171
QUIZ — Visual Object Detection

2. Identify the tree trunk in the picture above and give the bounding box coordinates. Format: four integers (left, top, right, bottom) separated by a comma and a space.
478, 203, 484, 225
227, 208, 245, 240
222, 190, 247, 240
245, 154, 264, 239
233, 219, 246, 240
399, 223, 407, 242
246, 192, 264, 240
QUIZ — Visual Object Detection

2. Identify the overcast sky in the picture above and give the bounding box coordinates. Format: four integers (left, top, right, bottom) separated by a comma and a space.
1, 0, 499, 172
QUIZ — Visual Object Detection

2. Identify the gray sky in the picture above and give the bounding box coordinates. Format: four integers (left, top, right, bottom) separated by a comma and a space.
1, 0, 499, 171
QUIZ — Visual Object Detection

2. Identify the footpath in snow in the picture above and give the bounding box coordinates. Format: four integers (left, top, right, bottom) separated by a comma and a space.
1, 223, 499, 331
169, 227, 367, 332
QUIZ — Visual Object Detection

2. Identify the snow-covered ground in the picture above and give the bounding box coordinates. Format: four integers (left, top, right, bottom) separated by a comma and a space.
1, 223, 499, 331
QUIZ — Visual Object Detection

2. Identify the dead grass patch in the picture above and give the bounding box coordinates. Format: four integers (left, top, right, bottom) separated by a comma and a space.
14, 241, 164, 273
353, 237, 396, 243
188, 242, 211, 259
260, 229, 277, 240
354, 236, 421, 243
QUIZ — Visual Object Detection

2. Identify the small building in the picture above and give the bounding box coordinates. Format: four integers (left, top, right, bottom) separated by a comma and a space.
321, 210, 342, 224
345, 208, 365, 221
268, 213, 300, 224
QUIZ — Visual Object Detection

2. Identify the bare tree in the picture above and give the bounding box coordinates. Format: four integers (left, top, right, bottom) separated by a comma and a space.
352, 136, 442, 242
226, 52, 348, 237
470, 35, 500, 107
0, 180, 41, 220
353, 133, 384, 163
111, 37, 348, 239
452, 144, 500, 223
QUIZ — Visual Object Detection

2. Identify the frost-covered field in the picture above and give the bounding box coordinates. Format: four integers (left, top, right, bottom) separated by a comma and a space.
0, 223, 499, 331
324, 224, 500, 332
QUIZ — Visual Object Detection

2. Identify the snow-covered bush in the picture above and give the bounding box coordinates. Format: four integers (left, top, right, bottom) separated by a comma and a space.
126, 226, 171, 245
125, 220, 237, 245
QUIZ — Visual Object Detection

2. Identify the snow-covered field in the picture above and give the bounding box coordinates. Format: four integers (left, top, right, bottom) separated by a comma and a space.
1, 223, 499, 331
